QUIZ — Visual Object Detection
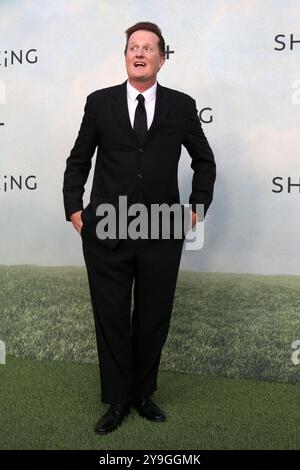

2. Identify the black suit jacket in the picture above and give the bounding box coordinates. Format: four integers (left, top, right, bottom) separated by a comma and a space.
63, 79, 216, 232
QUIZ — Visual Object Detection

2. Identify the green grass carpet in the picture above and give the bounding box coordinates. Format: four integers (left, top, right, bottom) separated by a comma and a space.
1, 265, 300, 384
0, 356, 299, 450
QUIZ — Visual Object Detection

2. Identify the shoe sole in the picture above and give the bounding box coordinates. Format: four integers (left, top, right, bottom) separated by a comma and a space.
138, 413, 166, 422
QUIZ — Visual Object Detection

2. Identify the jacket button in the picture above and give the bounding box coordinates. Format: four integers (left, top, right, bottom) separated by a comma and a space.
137, 173, 143, 178
138, 148, 144, 152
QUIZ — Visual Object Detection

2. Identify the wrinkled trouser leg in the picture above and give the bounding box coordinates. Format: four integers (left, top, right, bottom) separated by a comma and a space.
81, 218, 184, 404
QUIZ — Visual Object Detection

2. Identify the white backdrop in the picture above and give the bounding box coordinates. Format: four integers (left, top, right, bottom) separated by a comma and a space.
1, 0, 299, 275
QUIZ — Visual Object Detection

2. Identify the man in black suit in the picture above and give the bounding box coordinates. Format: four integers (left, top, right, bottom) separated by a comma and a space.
63, 21, 216, 435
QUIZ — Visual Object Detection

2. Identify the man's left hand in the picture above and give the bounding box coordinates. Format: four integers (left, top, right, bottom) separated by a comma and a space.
187, 208, 200, 231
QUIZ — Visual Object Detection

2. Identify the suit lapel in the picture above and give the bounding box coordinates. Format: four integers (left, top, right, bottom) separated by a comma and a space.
111, 79, 171, 147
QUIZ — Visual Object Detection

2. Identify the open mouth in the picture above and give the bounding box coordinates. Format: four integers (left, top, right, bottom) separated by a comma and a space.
134, 62, 146, 68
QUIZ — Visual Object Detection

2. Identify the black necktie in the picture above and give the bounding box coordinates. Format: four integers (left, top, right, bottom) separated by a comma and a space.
133, 93, 147, 144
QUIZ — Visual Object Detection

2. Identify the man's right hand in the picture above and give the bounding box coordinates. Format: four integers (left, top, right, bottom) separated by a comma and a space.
70, 210, 83, 234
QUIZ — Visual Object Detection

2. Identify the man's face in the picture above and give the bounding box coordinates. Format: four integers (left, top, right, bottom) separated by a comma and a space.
125, 30, 165, 83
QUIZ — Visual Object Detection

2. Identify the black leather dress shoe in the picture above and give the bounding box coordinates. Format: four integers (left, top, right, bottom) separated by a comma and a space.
94, 403, 131, 435
131, 396, 166, 422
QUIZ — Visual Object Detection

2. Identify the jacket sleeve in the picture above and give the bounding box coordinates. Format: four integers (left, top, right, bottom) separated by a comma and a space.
62, 94, 98, 221
182, 98, 216, 220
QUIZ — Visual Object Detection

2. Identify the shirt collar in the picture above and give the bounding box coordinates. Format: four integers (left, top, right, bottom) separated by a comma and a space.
127, 79, 157, 104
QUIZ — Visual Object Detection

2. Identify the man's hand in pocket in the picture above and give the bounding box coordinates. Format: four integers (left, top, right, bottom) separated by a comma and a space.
70, 210, 83, 234
187, 208, 200, 232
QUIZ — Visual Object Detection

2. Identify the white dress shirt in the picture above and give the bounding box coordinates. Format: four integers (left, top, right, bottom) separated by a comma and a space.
126, 79, 157, 130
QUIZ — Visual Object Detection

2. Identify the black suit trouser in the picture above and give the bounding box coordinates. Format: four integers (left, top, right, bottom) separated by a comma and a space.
81, 214, 185, 404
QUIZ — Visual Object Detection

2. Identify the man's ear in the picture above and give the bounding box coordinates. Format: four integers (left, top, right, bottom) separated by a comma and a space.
158, 59, 165, 71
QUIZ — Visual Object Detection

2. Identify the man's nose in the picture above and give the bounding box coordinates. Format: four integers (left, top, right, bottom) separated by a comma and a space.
135, 49, 145, 57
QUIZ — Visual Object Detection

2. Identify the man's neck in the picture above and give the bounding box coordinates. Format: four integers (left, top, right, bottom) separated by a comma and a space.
127, 77, 156, 93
